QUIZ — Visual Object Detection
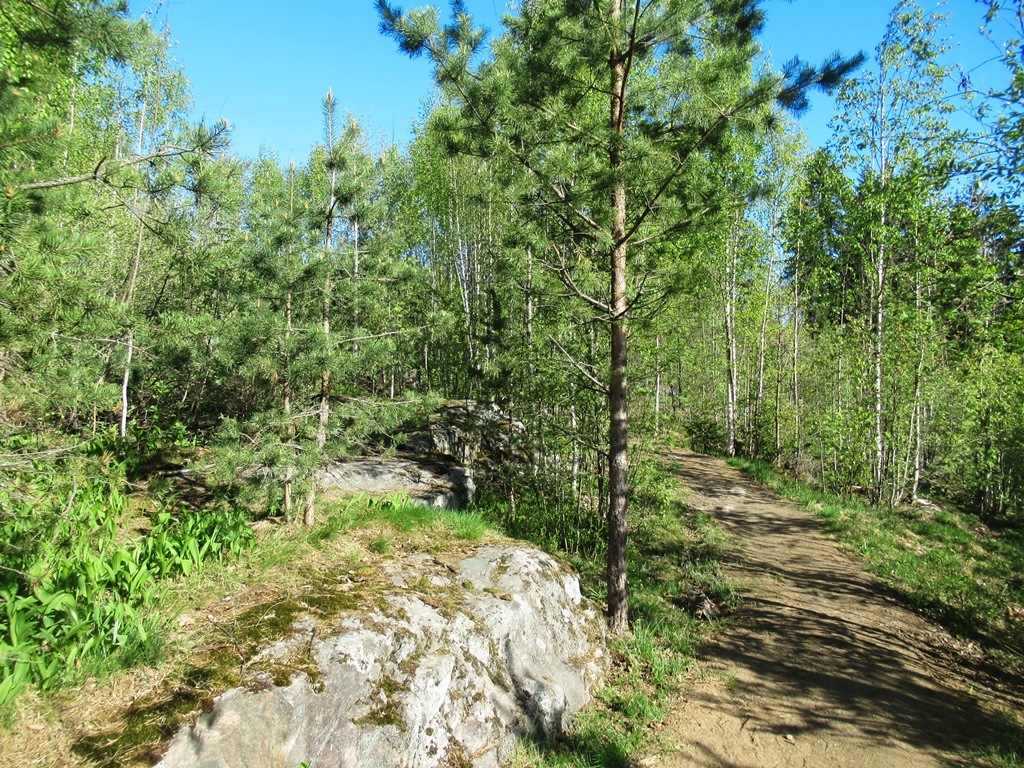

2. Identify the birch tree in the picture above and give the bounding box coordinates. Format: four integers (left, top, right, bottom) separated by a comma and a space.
829, 0, 961, 504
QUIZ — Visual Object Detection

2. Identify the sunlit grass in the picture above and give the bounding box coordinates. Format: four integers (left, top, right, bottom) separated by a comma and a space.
438, 509, 491, 540
310, 493, 498, 543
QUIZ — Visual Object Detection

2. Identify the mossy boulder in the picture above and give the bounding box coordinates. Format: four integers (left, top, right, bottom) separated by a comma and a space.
156, 544, 607, 768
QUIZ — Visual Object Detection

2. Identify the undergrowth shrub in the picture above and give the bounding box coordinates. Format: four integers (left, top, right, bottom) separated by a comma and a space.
494, 456, 734, 767
477, 480, 605, 556
0, 429, 253, 709
684, 418, 726, 454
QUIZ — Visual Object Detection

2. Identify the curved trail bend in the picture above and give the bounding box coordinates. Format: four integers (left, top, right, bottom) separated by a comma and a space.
650, 451, 1004, 768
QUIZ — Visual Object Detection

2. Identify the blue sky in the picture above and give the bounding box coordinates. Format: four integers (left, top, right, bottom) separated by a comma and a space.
153, 0, 1004, 163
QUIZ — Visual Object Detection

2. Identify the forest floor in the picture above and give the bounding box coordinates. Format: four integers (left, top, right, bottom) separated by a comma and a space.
644, 450, 1024, 768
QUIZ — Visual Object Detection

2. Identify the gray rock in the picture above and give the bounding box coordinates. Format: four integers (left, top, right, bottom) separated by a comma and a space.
317, 457, 475, 508
402, 401, 526, 467
157, 545, 607, 768
316, 401, 522, 510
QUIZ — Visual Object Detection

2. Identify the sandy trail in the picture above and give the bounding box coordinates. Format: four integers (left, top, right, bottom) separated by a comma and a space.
648, 451, 1003, 768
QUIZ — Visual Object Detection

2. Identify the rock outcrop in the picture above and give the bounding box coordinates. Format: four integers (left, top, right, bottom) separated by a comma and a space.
157, 544, 607, 768
400, 401, 526, 468
318, 401, 525, 509
317, 456, 475, 509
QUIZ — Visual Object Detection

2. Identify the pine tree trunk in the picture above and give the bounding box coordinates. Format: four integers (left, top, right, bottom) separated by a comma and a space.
606, 0, 629, 635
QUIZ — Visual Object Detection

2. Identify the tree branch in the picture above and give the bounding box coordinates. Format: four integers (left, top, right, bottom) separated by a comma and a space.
551, 336, 609, 395
14, 134, 225, 193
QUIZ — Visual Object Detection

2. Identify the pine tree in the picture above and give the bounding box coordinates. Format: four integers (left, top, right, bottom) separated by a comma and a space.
378, 0, 861, 633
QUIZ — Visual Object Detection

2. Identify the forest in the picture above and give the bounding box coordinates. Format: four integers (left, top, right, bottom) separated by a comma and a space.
1, 0, 1023, 752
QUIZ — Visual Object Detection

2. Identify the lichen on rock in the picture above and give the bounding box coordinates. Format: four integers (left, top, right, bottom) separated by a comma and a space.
156, 544, 607, 768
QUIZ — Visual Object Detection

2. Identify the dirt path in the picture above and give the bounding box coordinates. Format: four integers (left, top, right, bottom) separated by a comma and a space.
648, 451, 1005, 768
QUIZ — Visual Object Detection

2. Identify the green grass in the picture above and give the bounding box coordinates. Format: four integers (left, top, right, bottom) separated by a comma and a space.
438, 509, 491, 540
309, 493, 499, 544
369, 536, 392, 554
494, 458, 736, 768
967, 706, 1024, 768
728, 455, 1024, 768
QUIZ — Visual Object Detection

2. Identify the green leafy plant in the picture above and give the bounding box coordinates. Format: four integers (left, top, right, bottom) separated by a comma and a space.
0, 431, 254, 709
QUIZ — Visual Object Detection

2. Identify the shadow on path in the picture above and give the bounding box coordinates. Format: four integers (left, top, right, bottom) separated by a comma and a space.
653, 450, 1016, 768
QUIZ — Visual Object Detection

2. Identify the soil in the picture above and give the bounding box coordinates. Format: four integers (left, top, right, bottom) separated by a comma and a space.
647, 450, 1022, 768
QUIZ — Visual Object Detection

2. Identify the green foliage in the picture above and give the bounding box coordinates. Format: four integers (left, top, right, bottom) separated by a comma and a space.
380, 0, 861, 632
0, 0, 140, 231
482, 482, 606, 557
929, 349, 1024, 525
0, 431, 253, 709
975, 1, 1024, 202
683, 418, 727, 455
2, 0, 1023, 741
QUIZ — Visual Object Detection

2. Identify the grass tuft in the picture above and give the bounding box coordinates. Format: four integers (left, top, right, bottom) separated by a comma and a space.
438, 509, 492, 540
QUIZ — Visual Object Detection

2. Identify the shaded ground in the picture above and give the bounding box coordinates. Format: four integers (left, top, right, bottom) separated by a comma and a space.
647, 450, 1021, 768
